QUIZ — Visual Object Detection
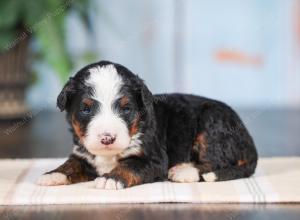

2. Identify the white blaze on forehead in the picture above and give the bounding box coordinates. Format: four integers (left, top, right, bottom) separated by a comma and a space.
86, 64, 123, 103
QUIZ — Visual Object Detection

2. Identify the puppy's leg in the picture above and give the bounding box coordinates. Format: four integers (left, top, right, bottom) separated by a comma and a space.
95, 157, 165, 190
37, 155, 97, 186
193, 102, 258, 182
201, 160, 257, 182
167, 141, 202, 183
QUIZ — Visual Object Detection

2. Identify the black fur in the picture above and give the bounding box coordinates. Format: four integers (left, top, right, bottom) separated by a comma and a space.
46, 60, 258, 187
153, 94, 258, 180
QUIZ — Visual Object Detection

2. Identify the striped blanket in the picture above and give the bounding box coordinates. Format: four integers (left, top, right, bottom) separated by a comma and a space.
0, 157, 299, 205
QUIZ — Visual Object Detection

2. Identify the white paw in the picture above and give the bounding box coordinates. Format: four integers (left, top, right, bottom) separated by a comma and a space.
168, 163, 200, 183
37, 172, 69, 186
202, 172, 217, 182
94, 177, 124, 190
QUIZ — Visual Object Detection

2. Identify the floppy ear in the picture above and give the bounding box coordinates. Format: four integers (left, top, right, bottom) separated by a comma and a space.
140, 83, 153, 111
57, 77, 76, 112
136, 80, 154, 119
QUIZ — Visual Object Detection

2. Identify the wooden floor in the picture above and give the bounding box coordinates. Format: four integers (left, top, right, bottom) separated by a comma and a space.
0, 109, 299, 219
1, 204, 300, 220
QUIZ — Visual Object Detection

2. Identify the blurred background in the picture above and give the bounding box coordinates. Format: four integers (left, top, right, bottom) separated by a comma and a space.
0, 0, 299, 158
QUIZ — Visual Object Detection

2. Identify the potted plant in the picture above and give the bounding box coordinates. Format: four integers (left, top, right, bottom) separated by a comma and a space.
0, 0, 91, 119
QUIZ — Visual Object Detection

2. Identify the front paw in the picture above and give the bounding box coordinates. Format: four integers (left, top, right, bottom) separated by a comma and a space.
37, 172, 69, 186
94, 176, 125, 190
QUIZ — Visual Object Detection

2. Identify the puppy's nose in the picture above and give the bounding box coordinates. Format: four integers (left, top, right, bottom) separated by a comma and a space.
100, 133, 116, 145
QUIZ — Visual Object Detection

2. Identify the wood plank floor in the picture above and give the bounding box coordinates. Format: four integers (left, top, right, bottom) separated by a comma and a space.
0, 109, 299, 219
1, 204, 300, 220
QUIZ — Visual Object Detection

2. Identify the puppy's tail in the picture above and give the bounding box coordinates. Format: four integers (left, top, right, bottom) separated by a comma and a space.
200, 160, 257, 182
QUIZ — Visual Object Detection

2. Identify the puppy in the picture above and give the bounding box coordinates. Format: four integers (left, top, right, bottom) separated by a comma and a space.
37, 60, 258, 189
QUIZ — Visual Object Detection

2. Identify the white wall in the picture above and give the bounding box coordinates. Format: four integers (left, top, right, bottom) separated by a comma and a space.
28, 0, 300, 109
92, 0, 300, 108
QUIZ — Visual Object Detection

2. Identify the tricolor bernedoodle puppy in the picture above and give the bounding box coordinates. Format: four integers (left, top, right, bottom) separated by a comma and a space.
37, 60, 258, 189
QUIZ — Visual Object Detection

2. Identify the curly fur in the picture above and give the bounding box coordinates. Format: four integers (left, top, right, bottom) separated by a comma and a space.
37, 60, 258, 188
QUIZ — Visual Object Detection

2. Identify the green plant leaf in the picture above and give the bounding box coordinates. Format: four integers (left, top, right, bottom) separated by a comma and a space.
0, 1, 21, 29
0, 29, 18, 51
0, 0, 92, 83
35, 13, 72, 83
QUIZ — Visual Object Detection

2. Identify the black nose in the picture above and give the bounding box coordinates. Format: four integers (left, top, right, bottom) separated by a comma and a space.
100, 133, 116, 145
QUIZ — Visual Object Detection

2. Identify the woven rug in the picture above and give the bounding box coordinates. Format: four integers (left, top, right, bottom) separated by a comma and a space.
0, 157, 299, 205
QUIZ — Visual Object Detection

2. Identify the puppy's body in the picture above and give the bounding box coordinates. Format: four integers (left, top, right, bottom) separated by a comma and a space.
38, 61, 257, 189
154, 94, 257, 181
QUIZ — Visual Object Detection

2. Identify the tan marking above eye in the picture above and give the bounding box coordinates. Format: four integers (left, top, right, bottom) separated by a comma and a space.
120, 96, 129, 107
82, 98, 94, 106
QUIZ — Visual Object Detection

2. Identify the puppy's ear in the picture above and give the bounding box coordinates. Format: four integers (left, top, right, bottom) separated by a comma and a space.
140, 83, 153, 110
135, 79, 154, 118
57, 77, 76, 112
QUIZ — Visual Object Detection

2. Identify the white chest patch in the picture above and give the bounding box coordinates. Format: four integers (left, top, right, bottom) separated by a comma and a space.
94, 155, 118, 175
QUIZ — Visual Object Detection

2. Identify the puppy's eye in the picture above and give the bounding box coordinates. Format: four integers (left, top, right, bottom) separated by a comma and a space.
122, 106, 131, 114
81, 105, 91, 115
